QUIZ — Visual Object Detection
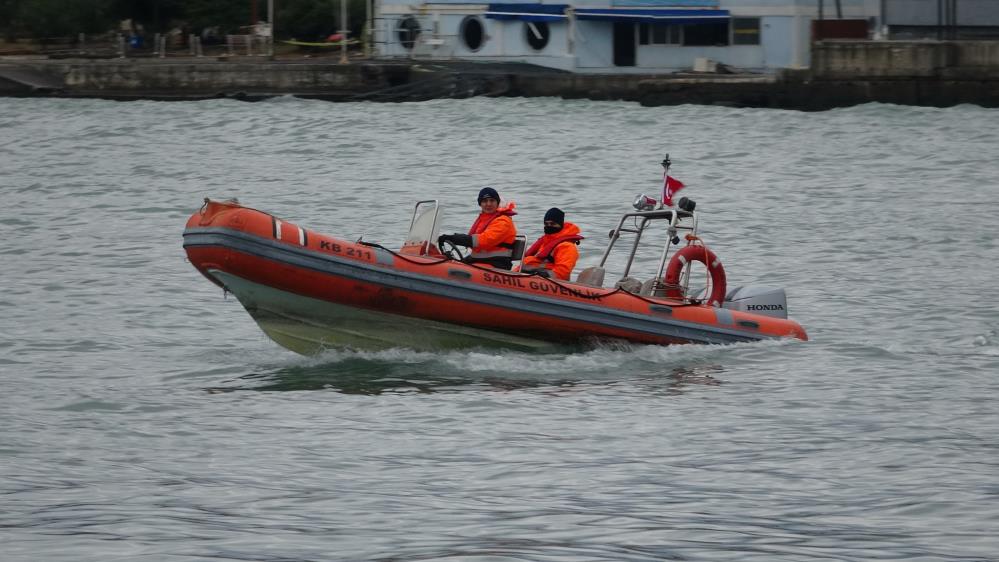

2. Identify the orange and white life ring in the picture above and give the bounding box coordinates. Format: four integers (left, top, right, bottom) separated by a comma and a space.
663, 245, 727, 306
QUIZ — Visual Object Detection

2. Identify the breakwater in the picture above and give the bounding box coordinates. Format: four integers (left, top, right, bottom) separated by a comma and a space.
2, 40, 998, 109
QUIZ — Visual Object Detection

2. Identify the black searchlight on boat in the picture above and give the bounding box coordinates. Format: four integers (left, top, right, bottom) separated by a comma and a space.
677, 197, 696, 213
633, 194, 657, 212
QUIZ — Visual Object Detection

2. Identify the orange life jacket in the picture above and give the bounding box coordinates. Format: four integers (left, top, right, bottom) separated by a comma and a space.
524, 230, 583, 262
466, 204, 518, 269
522, 222, 583, 280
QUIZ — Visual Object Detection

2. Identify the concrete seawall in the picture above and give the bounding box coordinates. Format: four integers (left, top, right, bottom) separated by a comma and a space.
2, 40, 998, 109
812, 40, 999, 79
0, 58, 412, 100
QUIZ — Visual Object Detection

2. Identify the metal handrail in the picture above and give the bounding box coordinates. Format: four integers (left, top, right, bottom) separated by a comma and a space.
597, 208, 698, 285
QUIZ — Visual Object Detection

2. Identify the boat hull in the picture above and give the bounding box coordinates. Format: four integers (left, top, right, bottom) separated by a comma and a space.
183, 200, 807, 354
210, 270, 565, 354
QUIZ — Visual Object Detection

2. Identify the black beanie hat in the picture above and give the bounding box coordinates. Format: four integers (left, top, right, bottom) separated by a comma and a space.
477, 187, 500, 204
544, 207, 565, 225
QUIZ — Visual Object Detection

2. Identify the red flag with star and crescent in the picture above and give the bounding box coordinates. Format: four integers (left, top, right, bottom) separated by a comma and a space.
662, 173, 686, 207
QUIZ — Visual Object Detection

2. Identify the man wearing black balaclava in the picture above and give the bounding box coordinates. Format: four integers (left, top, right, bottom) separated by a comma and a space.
518, 207, 583, 280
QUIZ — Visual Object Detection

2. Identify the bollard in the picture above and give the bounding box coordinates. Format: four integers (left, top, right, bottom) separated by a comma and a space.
196, 36, 203, 57
78, 32, 85, 55
246, 35, 253, 56
159, 35, 166, 58
227, 35, 234, 56
118, 34, 126, 58
189, 34, 196, 56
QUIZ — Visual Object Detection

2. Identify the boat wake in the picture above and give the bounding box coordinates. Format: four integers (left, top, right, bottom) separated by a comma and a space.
206, 339, 800, 394
971, 329, 999, 355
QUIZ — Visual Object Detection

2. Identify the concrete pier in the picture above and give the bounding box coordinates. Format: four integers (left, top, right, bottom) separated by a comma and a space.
0, 58, 411, 100
2, 40, 998, 109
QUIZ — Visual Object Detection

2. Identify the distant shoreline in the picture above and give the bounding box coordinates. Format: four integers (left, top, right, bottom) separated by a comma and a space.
3, 45, 999, 110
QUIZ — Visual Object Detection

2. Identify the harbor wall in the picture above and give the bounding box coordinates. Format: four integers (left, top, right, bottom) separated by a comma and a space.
0, 59, 410, 99
2, 40, 999, 108
508, 41, 999, 109
811, 40, 999, 79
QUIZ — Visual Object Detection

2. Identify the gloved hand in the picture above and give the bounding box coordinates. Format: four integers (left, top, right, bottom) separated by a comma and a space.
437, 234, 452, 246
522, 265, 549, 277
445, 233, 473, 248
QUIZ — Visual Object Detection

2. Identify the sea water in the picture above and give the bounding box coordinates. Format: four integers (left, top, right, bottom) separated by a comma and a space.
1, 96, 998, 561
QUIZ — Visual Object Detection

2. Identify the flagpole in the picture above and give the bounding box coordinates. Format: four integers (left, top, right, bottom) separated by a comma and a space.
655, 153, 678, 291
660, 153, 671, 209
268, 0, 274, 58
339, 0, 349, 64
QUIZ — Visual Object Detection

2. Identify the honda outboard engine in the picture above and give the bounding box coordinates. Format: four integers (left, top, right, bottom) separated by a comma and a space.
722, 286, 788, 319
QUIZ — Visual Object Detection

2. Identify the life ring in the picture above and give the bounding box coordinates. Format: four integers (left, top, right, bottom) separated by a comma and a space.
663, 245, 727, 306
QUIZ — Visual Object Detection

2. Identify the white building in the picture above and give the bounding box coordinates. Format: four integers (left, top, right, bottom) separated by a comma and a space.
375, 0, 882, 73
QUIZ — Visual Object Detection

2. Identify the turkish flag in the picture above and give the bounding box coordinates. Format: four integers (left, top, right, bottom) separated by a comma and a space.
662, 174, 686, 207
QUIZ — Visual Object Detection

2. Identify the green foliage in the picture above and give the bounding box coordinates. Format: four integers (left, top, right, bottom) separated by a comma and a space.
11, 0, 114, 38
182, 0, 250, 34
107, 0, 185, 31
0, 0, 19, 40
279, 0, 368, 40
2, 0, 370, 41
279, 0, 336, 40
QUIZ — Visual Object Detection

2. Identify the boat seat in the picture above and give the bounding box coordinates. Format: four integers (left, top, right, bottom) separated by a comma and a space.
511, 235, 527, 262
575, 266, 605, 288
640, 278, 658, 296
615, 277, 642, 293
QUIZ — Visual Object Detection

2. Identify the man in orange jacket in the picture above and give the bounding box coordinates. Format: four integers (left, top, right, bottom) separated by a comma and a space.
520, 207, 583, 280
438, 187, 518, 270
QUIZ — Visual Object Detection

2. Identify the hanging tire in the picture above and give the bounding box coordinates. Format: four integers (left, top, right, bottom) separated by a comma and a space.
663, 245, 727, 306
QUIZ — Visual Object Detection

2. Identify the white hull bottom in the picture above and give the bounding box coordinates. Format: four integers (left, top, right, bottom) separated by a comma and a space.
211, 270, 561, 354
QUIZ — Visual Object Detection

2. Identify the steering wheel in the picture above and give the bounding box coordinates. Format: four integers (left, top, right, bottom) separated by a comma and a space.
438, 238, 468, 262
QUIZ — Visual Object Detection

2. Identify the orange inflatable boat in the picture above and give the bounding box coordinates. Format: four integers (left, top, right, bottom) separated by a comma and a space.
182, 193, 807, 354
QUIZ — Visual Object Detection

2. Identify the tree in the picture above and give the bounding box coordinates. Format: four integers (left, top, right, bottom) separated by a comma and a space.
14, 0, 114, 39
107, 0, 185, 32
278, 0, 367, 40
0, 0, 369, 43
0, 0, 21, 40
181, 0, 250, 35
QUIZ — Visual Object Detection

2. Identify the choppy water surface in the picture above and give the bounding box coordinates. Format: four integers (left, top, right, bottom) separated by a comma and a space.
2, 96, 998, 561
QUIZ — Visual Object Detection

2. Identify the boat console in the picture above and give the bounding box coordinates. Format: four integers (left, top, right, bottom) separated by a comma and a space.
401, 198, 525, 263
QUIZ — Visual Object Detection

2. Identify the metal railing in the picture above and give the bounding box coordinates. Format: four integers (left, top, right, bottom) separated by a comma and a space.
2, 33, 273, 59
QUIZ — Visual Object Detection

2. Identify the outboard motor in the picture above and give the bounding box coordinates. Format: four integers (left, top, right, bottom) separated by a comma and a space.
722, 286, 788, 319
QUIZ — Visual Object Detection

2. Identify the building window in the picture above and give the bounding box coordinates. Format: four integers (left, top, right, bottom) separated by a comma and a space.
461, 16, 484, 51
525, 21, 550, 51
683, 22, 729, 46
656, 24, 680, 44
732, 17, 760, 45
398, 17, 421, 50
639, 24, 680, 45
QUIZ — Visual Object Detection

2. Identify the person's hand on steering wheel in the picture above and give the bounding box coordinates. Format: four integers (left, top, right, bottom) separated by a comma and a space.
437, 233, 472, 261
